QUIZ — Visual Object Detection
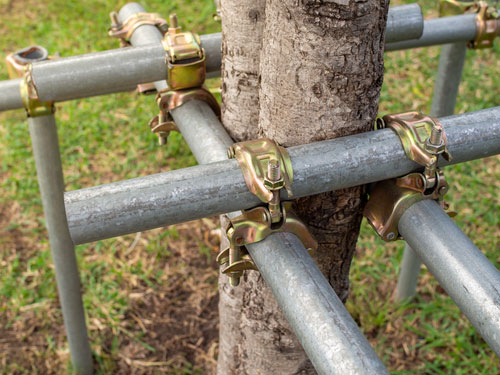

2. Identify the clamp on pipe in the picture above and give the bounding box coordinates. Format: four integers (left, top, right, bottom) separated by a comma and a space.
149, 13, 219, 145
364, 111, 454, 241
108, 11, 168, 94
109, 11, 168, 47
439, 0, 500, 49
6, 47, 54, 118
217, 139, 318, 286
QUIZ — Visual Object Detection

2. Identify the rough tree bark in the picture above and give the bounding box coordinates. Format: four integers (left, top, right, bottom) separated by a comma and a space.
217, 1, 266, 374
219, 0, 388, 374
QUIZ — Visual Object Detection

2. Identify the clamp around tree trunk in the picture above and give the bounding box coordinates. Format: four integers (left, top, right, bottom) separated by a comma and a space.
364, 111, 454, 241
217, 139, 318, 286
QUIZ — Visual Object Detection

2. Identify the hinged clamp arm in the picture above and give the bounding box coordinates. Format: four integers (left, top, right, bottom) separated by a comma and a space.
108, 11, 168, 47
364, 111, 454, 241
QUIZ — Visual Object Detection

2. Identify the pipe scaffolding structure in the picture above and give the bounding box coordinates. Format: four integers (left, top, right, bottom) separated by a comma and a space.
398, 200, 500, 357
395, 41, 468, 301
4, 6, 499, 112
65, 107, 500, 245
113, 4, 389, 373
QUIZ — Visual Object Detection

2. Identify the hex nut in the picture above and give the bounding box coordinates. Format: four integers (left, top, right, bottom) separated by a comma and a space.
263, 177, 284, 190
425, 139, 446, 154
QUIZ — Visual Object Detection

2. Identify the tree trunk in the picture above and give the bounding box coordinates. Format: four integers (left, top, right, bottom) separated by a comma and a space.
217, 1, 266, 374
219, 0, 389, 373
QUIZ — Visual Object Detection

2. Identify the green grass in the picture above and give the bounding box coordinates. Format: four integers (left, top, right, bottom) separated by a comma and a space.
0, 0, 499, 374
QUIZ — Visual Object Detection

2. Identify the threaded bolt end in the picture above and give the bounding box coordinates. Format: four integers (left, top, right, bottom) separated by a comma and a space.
267, 159, 281, 181
429, 126, 443, 145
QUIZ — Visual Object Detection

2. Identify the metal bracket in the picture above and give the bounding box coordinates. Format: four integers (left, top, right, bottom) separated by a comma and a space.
470, 2, 500, 49
364, 171, 451, 241
109, 11, 168, 47
217, 202, 318, 286
20, 64, 54, 118
439, 0, 499, 49
365, 111, 454, 241
162, 14, 206, 91
217, 139, 316, 286
149, 87, 220, 145
377, 111, 451, 189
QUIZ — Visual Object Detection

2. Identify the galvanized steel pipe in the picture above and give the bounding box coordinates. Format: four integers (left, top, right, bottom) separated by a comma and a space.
385, 3, 423, 43
386, 14, 479, 51
29, 114, 93, 374
395, 42, 468, 301
398, 200, 500, 357
0, 4, 423, 112
65, 107, 500, 245
246, 232, 389, 374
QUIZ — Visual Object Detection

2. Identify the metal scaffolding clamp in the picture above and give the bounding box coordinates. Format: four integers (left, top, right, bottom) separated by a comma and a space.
109, 11, 168, 47
20, 64, 54, 118
162, 14, 206, 91
365, 111, 454, 241
149, 87, 220, 145
439, 0, 499, 49
217, 139, 317, 286
148, 14, 218, 145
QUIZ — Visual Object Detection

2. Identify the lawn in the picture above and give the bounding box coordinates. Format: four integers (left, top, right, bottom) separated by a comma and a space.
0, 0, 498, 374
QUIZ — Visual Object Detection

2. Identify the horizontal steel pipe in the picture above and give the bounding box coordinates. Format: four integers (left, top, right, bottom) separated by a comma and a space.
0, 78, 23, 111
247, 232, 389, 374
386, 14, 479, 51
385, 3, 423, 43
65, 107, 500, 244
0, 4, 420, 112
398, 200, 500, 357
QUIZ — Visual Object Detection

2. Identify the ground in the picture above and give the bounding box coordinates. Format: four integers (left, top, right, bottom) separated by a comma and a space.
0, 0, 499, 374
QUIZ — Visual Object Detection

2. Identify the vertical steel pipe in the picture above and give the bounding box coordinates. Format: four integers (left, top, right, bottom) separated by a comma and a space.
398, 200, 500, 356
247, 233, 389, 375
395, 42, 467, 301
29, 114, 93, 374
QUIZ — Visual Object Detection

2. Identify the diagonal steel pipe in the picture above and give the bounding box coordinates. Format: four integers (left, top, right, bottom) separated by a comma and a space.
398, 199, 500, 357
65, 106, 500, 245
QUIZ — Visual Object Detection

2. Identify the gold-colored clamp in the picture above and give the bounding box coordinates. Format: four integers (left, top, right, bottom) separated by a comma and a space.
108, 11, 168, 47
149, 87, 220, 145
364, 111, 454, 241
20, 64, 54, 118
439, 0, 499, 49
148, 13, 217, 145
162, 14, 206, 91
217, 202, 318, 286
217, 139, 317, 286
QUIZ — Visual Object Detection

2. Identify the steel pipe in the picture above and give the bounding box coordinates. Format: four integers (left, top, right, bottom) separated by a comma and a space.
395, 42, 468, 301
0, 78, 23, 110
385, 3, 423, 43
0, 4, 422, 112
246, 232, 389, 374
386, 14, 479, 51
398, 199, 500, 357
29, 114, 93, 374
64, 106, 500, 245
